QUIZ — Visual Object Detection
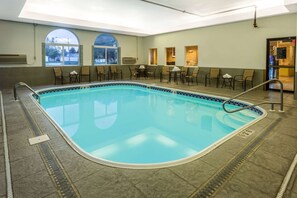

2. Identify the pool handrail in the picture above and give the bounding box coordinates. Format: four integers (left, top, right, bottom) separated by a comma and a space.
13, 82, 40, 102
222, 78, 283, 113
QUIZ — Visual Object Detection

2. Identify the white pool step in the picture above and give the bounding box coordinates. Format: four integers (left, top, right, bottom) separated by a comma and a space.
215, 111, 249, 129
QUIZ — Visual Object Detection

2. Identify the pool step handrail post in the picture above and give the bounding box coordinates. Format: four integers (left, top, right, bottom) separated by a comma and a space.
222, 79, 284, 113
13, 82, 40, 102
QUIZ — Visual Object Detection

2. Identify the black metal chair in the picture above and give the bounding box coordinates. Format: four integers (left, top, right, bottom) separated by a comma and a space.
205, 68, 220, 88
128, 66, 139, 80
185, 67, 199, 85
53, 67, 67, 85
160, 66, 170, 82
146, 65, 158, 79
233, 69, 255, 90
110, 66, 122, 80
96, 66, 106, 81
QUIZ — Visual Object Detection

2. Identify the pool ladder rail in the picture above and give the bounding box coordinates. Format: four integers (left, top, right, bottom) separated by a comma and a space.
14, 82, 40, 103
222, 78, 284, 113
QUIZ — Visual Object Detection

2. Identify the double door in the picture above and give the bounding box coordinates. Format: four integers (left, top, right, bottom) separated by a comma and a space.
266, 37, 295, 92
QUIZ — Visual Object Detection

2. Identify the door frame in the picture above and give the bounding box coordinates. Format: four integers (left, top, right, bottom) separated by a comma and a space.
266, 36, 296, 92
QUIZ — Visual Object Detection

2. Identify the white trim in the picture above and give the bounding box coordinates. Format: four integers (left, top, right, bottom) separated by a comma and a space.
0, 91, 13, 198
276, 154, 297, 198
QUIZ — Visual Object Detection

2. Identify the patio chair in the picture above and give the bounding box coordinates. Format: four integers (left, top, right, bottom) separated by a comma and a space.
185, 67, 199, 85
96, 66, 106, 81
110, 66, 122, 80
160, 66, 170, 82
205, 68, 220, 88
233, 69, 255, 91
80, 66, 91, 82
53, 67, 67, 85
146, 65, 158, 79
128, 66, 139, 80
180, 67, 189, 83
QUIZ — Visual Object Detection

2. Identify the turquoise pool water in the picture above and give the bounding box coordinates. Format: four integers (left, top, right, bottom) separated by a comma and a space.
38, 83, 264, 168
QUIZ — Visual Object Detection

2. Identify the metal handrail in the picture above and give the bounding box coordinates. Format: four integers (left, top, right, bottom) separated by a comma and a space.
13, 82, 40, 102
222, 79, 283, 113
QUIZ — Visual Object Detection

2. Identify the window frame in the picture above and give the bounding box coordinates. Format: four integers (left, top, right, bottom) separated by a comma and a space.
93, 34, 119, 66
43, 29, 81, 67
149, 48, 158, 65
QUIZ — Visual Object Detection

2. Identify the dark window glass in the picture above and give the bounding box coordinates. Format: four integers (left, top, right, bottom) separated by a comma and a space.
94, 34, 118, 65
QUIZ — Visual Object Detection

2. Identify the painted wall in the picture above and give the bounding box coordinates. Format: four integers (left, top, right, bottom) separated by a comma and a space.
142, 14, 297, 69
0, 20, 142, 67
0, 14, 297, 97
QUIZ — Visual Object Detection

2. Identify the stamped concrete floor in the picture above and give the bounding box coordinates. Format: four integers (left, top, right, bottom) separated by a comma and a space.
1, 79, 297, 198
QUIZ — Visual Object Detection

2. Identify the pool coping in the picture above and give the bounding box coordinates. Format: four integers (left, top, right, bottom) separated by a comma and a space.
30, 81, 267, 169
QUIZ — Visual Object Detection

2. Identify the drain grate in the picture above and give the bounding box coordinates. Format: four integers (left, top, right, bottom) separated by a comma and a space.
20, 100, 80, 197
39, 143, 78, 197
191, 118, 281, 197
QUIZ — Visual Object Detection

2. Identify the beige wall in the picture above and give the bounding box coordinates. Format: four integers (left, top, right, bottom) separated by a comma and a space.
0, 20, 142, 67
142, 14, 297, 69
1, 14, 297, 97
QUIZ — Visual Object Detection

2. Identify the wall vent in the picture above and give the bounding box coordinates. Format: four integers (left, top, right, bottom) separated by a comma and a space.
122, 57, 137, 64
0, 54, 27, 64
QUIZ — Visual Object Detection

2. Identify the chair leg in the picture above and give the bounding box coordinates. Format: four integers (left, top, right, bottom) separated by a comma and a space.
216, 78, 219, 88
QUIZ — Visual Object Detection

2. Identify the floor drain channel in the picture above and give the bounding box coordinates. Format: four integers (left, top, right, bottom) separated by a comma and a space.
20, 100, 80, 197
191, 118, 281, 197
39, 142, 79, 197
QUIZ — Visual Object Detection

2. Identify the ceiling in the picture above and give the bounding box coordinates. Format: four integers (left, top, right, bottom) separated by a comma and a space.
1, 0, 297, 36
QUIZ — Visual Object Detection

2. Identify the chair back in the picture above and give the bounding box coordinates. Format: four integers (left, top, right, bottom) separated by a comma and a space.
161, 66, 169, 74
96, 66, 105, 74
191, 67, 199, 77
210, 68, 220, 78
128, 66, 134, 75
243, 69, 254, 80
81, 66, 90, 75
181, 67, 188, 75
53, 67, 62, 77
110, 66, 117, 73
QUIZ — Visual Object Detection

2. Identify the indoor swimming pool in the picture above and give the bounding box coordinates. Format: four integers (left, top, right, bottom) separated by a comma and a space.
34, 82, 266, 168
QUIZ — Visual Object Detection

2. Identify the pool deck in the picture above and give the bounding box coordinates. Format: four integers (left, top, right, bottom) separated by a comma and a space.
1, 79, 297, 198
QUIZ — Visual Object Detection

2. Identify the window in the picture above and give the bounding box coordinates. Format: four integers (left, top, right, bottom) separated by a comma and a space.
166, 47, 175, 65
93, 34, 119, 65
149, 48, 157, 65
185, 46, 198, 66
44, 29, 80, 66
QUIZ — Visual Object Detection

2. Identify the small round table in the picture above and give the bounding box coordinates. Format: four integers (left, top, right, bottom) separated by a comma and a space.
69, 73, 79, 83
221, 77, 233, 88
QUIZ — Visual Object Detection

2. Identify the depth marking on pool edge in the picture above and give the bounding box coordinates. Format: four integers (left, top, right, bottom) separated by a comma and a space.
191, 118, 281, 197
237, 129, 255, 138
20, 98, 80, 198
